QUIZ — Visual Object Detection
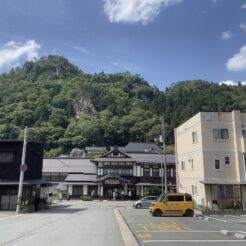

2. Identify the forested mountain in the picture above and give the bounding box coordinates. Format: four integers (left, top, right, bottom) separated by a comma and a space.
0, 55, 245, 156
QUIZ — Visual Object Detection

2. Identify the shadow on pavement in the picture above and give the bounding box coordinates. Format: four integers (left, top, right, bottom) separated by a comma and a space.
37, 204, 87, 214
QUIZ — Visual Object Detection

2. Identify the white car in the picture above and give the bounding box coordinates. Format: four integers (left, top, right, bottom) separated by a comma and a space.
47, 192, 54, 204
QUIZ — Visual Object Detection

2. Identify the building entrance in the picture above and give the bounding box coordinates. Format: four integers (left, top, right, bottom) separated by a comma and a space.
104, 186, 122, 199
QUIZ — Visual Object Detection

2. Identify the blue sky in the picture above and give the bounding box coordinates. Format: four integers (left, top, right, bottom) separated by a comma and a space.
0, 0, 246, 89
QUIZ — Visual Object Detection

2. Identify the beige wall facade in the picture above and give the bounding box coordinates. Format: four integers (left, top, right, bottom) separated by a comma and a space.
175, 110, 246, 210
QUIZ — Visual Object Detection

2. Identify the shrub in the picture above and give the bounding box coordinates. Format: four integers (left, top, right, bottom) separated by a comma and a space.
144, 187, 161, 196
23, 203, 35, 213
80, 195, 92, 201
233, 201, 243, 211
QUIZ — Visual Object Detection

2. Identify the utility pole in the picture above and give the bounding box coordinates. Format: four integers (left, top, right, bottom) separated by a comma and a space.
160, 117, 167, 194
16, 127, 28, 213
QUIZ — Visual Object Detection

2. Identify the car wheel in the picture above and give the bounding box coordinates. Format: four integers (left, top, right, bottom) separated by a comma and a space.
136, 204, 141, 209
185, 209, 194, 217
153, 209, 162, 217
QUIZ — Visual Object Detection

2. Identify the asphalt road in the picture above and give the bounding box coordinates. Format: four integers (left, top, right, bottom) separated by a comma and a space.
0, 200, 129, 246
119, 208, 246, 246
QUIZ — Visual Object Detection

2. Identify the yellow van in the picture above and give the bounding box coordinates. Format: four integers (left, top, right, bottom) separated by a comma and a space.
149, 193, 194, 217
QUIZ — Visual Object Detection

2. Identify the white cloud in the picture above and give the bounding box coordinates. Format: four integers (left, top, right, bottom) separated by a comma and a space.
211, 0, 223, 7
110, 60, 136, 71
226, 45, 246, 72
103, 0, 182, 24
241, 3, 246, 9
0, 40, 40, 70
239, 23, 246, 32
71, 45, 91, 55
221, 30, 232, 40
219, 80, 238, 86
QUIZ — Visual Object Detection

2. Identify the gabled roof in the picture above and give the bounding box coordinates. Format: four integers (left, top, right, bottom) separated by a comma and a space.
100, 148, 132, 158
124, 142, 163, 154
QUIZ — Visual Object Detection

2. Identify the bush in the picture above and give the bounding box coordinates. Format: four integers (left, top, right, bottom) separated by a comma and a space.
23, 203, 35, 213
144, 187, 161, 196
80, 195, 92, 201
233, 201, 243, 211
38, 202, 46, 210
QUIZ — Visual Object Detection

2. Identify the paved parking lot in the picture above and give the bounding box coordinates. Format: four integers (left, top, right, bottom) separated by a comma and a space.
119, 208, 246, 246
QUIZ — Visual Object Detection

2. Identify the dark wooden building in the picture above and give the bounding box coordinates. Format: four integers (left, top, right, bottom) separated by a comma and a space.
0, 140, 44, 210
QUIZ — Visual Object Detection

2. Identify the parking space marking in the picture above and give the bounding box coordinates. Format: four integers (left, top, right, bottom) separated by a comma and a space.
137, 221, 191, 232
138, 233, 152, 238
224, 215, 240, 219
136, 230, 224, 233
206, 217, 227, 222
143, 239, 246, 243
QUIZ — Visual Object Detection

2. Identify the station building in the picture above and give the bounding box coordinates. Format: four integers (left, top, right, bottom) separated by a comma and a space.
43, 143, 176, 199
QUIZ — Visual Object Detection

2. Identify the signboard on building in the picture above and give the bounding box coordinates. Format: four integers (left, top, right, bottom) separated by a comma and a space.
104, 179, 121, 185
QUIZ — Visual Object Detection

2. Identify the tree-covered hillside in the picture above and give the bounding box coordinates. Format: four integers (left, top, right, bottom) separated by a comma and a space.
0, 55, 245, 156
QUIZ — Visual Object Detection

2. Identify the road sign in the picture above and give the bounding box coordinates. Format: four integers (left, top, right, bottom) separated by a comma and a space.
20, 164, 28, 172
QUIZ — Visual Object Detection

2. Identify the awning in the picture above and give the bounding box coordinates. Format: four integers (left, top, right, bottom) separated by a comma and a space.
136, 183, 175, 186
200, 180, 246, 185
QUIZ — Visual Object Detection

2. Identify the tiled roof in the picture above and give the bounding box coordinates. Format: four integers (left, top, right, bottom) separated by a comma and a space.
124, 142, 163, 153
65, 174, 97, 182
42, 158, 97, 174
128, 153, 175, 164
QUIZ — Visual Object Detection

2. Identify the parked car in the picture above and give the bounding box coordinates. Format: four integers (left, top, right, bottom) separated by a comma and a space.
47, 192, 54, 204
133, 196, 158, 208
149, 193, 194, 217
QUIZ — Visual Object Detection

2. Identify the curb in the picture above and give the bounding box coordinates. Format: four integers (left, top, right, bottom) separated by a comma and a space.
114, 208, 139, 246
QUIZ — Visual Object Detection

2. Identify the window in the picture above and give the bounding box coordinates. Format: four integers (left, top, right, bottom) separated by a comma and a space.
215, 159, 220, 170
225, 157, 230, 166
190, 159, 194, 171
242, 129, 246, 137
213, 129, 229, 140
0, 150, 14, 163
152, 165, 159, 177
143, 166, 150, 176
181, 161, 185, 171
185, 194, 192, 201
192, 185, 195, 195
167, 195, 184, 202
126, 162, 133, 166
170, 168, 174, 177
192, 131, 198, 143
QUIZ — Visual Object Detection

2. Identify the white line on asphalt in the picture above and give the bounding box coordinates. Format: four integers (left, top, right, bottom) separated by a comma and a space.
142, 240, 246, 243
0, 214, 22, 221
224, 215, 240, 219
206, 217, 227, 222
136, 230, 237, 233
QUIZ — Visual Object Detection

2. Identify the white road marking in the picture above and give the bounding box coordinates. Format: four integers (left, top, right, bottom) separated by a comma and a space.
224, 215, 240, 219
143, 239, 246, 243
206, 216, 227, 222
136, 230, 228, 233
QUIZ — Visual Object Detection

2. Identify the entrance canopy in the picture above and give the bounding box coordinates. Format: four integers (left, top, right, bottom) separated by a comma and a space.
96, 174, 131, 184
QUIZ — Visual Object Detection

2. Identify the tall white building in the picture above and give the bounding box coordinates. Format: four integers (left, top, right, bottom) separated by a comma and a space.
175, 110, 246, 210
